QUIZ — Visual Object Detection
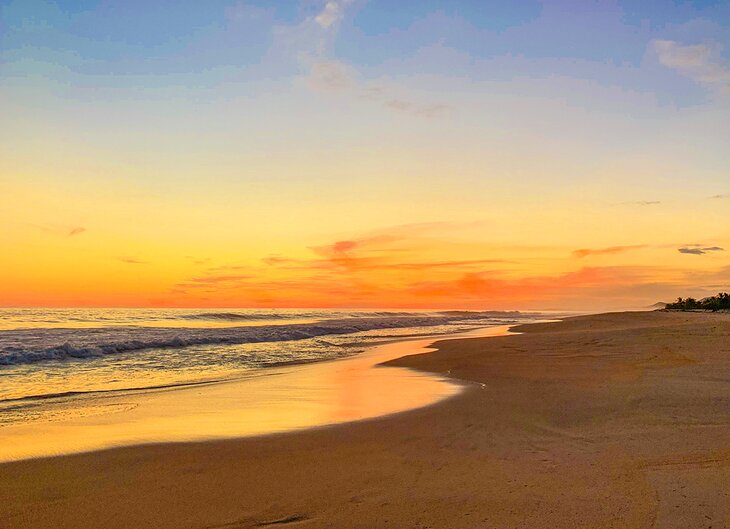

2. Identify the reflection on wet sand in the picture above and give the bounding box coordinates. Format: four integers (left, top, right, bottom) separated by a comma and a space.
0, 326, 511, 462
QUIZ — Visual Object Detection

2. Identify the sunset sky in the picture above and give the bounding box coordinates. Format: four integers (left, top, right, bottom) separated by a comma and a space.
1, 0, 729, 309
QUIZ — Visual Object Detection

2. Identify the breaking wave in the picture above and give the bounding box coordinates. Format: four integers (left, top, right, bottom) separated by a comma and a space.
179, 312, 289, 321
0, 312, 524, 366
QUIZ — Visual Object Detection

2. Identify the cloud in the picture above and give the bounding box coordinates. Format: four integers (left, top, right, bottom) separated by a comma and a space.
305, 64, 451, 117
408, 267, 615, 300
308, 60, 355, 91
653, 40, 730, 92
164, 224, 730, 309
117, 257, 147, 264
624, 200, 660, 206
261, 255, 289, 266
311, 235, 397, 256
173, 222, 513, 303
314, 1, 350, 29
181, 274, 251, 288
710, 193, 730, 199
379, 259, 505, 271
185, 256, 211, 266
264, 254, 504, 272
299, 1, 450, 117
678, 246, 725, 255
573, 245, 647, 258
29, 224, 86, 237
209, 264, 248, 271
330, 240, 359, 253
383, 99, 452, 118
166, 218, 730, 309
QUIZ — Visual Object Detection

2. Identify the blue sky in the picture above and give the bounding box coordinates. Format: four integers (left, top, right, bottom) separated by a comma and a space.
2, 1, 729, 97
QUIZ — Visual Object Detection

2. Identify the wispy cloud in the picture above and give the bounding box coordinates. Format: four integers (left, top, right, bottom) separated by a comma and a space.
166, 220, 728, 309
710, 193, 730, 199
314, 0, 351, 29
172, 223, 510, 301
300, 1, 450, 117
310, 234, 400, 259
621, 200, 661, 206
307, 60, 355, 91
678, 246, 724, 255
306, 61, 452, 117
185, 256, 211, 266
263, 254, 504, 272
262, 233, 503, 272
209, 264, 248, 271
407, 267, 617, 301
383, 99, 451, 118
181, 274, 251, 287
653, 40, 730, 92
117, 257, 147, 264
573, 245, 647, 258
29, 223, 86, 238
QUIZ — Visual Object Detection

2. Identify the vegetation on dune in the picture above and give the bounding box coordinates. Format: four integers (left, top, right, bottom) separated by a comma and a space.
665, 292, 730, 311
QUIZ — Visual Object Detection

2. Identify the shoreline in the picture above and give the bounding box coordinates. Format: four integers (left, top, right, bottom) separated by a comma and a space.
0, 325, 522, 462
3, 310, 730, 528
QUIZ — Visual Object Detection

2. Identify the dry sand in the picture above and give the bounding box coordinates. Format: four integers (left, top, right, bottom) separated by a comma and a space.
2, 310, 730, 528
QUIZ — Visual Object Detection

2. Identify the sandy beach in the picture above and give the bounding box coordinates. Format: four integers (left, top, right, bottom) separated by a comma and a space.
2, 310, 730, 529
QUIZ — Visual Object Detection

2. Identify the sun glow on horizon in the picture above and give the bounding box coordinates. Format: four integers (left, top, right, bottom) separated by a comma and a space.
1, 0, 729, 309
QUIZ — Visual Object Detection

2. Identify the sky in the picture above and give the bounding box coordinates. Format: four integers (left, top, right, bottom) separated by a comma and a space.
1, 0, 729, 310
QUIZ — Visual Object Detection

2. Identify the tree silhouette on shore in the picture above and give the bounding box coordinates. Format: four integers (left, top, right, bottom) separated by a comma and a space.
665, 292, 730, 311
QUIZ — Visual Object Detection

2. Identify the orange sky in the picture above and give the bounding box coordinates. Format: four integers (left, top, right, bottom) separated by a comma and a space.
2, 0, 729, 310
2, 206, 728, 309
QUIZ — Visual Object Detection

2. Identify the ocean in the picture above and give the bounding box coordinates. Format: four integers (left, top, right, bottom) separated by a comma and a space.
0, 308, 540, 424
0, 308, 547, 459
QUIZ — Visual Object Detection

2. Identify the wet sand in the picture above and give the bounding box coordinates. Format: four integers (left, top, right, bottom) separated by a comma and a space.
2, 311, 730, 528
0, 331, 472, 461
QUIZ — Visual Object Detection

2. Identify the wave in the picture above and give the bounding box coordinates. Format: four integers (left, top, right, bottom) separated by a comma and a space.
0, 312, 526, 367
177, 310, 428, 321
438, 310, 522, 316
179, 312, 289, 321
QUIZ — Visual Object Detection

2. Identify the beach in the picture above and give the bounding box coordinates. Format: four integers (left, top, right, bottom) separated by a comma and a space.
2, 310, 730, 528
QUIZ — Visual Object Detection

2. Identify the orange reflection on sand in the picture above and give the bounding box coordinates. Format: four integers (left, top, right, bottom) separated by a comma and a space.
0, 327, 512, 462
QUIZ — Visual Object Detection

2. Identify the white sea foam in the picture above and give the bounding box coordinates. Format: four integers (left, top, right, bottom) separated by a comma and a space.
0, 309, 544, 409
0, 312, 525, 366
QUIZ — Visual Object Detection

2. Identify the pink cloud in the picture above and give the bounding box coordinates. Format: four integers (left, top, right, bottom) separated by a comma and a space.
573, 245, 647, 258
